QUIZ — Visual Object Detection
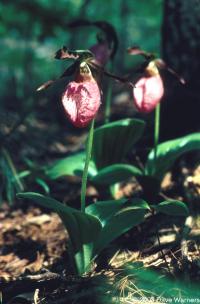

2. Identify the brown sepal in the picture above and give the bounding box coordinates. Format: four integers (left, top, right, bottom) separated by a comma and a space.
89, 62, 135, 88
37, 80, 54, 91
55, 46, 79, 60
127, 46, 155, 60
36, 62, 79, 91
155, 59, 186, 84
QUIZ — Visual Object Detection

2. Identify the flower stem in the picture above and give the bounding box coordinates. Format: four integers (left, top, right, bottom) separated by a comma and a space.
81, 119, 95, 212
154, 103, 160, 170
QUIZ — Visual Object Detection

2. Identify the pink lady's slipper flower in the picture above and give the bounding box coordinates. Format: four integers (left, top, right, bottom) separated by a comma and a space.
62, 62, 101, 128
133, 61, 164, 113
90, 42, 111, 66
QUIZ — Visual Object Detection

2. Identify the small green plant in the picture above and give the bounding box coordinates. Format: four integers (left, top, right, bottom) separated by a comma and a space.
0, 148, 24, 205
0, 97, 35, 205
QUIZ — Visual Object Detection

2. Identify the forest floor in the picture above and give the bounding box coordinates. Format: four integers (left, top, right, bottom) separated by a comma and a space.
0, 94, 200, 303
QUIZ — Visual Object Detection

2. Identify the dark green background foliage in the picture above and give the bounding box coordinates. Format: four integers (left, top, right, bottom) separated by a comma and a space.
0, 0, 163, 108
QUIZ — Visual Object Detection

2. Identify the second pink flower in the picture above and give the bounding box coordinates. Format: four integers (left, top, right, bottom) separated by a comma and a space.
133, 74, 164, 113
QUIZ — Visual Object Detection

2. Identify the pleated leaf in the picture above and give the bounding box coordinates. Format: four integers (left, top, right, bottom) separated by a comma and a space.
92, 118, 145, 169
45, 152, 97, 180
146, 133, 200, 180
17, 192, 102, 275
93, 199, 150, 256
86, 198, 127, 225
91, 164, 142, 185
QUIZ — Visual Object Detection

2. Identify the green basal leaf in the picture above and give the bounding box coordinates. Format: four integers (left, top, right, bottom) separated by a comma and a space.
86, 198, 149, 226
154, 200, 189, 217
44, 119, 145, 185
92, 118, 145, 169
91, 164, 143, 185
45, 152, 97, 180
72, 212, 102, 274
93, 199, 150, 256
86, 198, 127, 225
146, 133, 200, 180
17, 192, 102, 275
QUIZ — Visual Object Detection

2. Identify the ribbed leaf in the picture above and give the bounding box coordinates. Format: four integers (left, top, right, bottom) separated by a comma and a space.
93, 199, 150, 255
17, 192, 102, 275
74, 212, 102, 273
92, 118, 145, 169
146, 133, 200, 180
86, 198, 127, 225
45, 152, 97, 180
91, 164, 142, 185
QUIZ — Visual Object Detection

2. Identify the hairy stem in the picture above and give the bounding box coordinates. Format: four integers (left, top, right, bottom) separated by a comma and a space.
81, 119, 95, 212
